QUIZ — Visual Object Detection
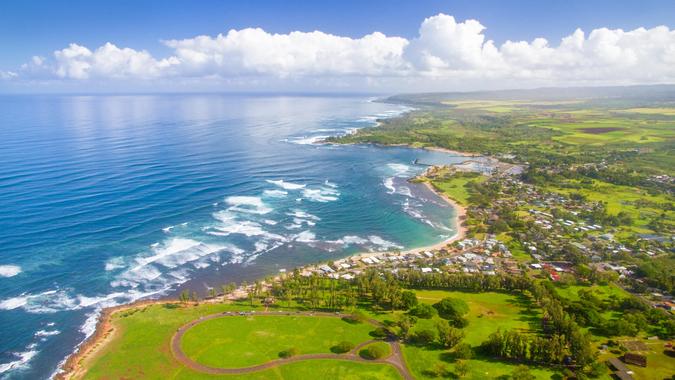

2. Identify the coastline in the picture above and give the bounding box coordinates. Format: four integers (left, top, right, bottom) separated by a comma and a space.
55, 166, 468, 380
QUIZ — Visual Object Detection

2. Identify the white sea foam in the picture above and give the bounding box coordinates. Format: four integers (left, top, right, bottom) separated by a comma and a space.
34, 329, 60, 338
286, 210, 320, 221
286, 135, 328, 145
397, 186, 412, 198
330, 235, 369, 245
263, 189, 288, 198
0, 264, 21, 277
368, 235, 404, 251
225, 196, 272, 214
302, 186, 340, 202
0, 347, 38, 375
324, 180, 338, 188
264, 219, 278, 225
211, 215, 286, 241
104, 257, 125, 271
295, 230, 316, 243
266, 179, 306, 190
383, 177, 395, 194
162, 226, 174, 233
387, 163, 411, 177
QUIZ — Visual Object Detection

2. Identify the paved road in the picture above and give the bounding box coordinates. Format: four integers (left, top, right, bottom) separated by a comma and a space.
170, 310, 414, 380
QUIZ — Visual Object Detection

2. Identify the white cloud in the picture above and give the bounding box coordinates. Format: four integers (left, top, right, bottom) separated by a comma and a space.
3, 13, 675, 90
163, 28, 408, 77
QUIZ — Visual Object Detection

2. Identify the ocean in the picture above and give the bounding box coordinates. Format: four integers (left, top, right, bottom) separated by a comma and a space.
0, 94, 467, 379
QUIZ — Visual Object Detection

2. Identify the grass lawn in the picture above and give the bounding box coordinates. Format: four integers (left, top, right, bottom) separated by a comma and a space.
181, 315, 374, 368
430, 172, 485, 206
553, 283, 629, 303
172, 359, 403, 380
83, 302, 396, 380
402, 290, 558, 379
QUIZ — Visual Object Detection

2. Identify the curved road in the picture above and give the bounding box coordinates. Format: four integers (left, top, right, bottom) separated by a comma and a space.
170, 310, 414, 380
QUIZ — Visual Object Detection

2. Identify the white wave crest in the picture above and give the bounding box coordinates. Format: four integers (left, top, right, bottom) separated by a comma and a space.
34, 330, 60, 338
302, 186, 340, 202
0, 347, 38, 375
263, 189, 288, 198
383, 177, 395, 194
368, 235, 404, 251
225, 196, 273, 214
295, 230, 316, 243
387, 163, 411, 177
0, 264, 21, 277
266, 179, 306, 190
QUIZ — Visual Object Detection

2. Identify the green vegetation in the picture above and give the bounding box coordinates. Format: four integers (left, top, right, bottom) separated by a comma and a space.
359, 342, 391, 360
401, 290, 554, 379
181, 315, 373, 368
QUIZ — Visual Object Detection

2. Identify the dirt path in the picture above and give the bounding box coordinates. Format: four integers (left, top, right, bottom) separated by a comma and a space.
170, 311, 414, 380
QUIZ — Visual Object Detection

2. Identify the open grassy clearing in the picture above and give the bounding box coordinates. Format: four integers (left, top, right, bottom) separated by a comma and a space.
402, 290, 557, 379
553, 283, 629, 303
181, 315, 374, 368
429, 171, 486, 206
82, 302, 396, 380
170, 359, 404, 380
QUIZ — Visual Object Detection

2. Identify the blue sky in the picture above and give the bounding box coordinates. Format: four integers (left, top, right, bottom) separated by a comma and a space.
1, 0, 674, 92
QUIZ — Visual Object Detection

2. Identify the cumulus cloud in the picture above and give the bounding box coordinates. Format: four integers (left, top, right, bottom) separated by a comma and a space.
3, 13, 675, 90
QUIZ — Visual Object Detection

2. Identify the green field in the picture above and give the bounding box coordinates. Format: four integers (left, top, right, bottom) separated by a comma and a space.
83, 303, 397, 380
402, 290, 557, 379
172, 359, 403, 380
181, 315, 374, 368
429, 171, 485, 206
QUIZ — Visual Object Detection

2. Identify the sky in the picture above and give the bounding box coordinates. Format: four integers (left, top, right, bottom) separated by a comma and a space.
1, 0, 674, 93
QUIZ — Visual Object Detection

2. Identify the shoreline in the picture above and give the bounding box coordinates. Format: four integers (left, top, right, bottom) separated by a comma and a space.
55, 166, 468, 380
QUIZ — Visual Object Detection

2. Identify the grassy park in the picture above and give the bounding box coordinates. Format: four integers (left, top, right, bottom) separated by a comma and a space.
181, 314, 374, 368
400, 290, 556, 380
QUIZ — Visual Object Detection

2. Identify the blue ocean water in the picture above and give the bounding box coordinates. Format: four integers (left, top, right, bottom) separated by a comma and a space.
0, 94, 467, 379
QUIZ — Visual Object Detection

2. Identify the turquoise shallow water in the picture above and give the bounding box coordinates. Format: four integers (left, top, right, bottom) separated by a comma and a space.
0, 94, 466, 379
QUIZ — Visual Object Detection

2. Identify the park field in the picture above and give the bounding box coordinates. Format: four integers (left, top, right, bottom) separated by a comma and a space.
81, 302, 399, 380
181, 314, 374, 368
402, 290, 558, 379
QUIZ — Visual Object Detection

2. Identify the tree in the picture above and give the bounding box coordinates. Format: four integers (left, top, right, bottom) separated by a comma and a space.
400, 290, 418, 310
279, 347, 298, 358
409, 303, 436, 319
433, 297, 469, 326
179, 290, 190, 303
436, 320, 464, 349
331, 341, 354, 354
455, 360, 469, 378
511, 365, 535, 380
410, 329, 436, 345
360, 344, 388, 359
453, 343, 473, 359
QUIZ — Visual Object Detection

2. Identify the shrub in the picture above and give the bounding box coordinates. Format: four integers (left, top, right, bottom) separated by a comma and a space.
410, 328, 437, 345
343, 311, 367, 324
433, 297, 469, 321
453, 343, 473, 359
409, 303, 436, 319
370, 327, 389, 339
278, 347, 299, 358
360, 343, 389, 359
331, 341, 355, 354
400, 290, 419, 310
